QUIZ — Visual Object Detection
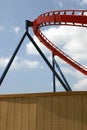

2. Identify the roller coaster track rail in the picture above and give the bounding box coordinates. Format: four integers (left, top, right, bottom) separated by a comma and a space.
28, 10, 87, 75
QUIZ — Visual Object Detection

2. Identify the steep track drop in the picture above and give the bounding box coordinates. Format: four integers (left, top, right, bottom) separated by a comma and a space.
30, 10, 87, 75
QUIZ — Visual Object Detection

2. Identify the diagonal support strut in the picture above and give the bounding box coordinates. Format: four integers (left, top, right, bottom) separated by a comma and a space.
26, 31, 72, 91
0, 31, 27, 85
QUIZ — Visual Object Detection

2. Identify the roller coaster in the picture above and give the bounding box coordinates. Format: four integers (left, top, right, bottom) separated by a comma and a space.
0, 10, 87, 91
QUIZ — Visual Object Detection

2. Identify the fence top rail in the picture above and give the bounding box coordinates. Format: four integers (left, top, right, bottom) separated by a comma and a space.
0, 91, 87, 99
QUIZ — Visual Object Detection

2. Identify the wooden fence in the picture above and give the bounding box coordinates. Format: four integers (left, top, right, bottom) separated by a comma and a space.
0, 91, 87, 130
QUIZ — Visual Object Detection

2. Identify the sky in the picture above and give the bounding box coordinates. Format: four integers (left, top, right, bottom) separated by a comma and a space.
0, 0, 87, 94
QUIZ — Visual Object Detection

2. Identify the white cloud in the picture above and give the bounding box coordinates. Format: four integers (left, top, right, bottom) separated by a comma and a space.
82, 0, 87, 4
73, 78, 87, 90
60, 65, 85, 79
10, 26, 20, 35
0, 56, 40, 70
58, 1, 63, 7
26, 26, 87, 65
62, 27, 87, 62
14, 27, 20, 34
0, 57, 9, 68
26, 35, 50, 55
0, 26, 5, 32
83, 0, 87, 4
77, 0, 87, 5
12, 57, 40, 69
54, 0, 63, 7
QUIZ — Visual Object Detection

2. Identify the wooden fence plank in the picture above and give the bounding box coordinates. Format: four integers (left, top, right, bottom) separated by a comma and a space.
6, 98, 15, 130
74, 95, 82, 130
67, 95, 75, 130
44, 96, 52, 130
0, 99, 2, 121
36, 97, 44, 130
0, 99, 8, 130
14, 98, 22, 130
51, 96, 59, 130
59, 96, 67, 130
29, 97, 36, 130
82, 95, 87, 130
21, 97, 30, 130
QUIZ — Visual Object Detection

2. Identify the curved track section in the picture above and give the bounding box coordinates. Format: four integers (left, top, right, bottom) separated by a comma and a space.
32, 10, 87, 75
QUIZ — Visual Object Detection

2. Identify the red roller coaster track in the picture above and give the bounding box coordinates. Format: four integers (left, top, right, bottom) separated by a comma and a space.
29, 10, 87, 75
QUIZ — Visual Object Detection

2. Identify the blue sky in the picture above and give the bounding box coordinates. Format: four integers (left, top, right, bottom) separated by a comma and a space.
0, 0, 87, 94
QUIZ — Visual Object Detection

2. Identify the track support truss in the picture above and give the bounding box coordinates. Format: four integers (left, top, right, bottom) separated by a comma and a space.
0, 20, 72, 91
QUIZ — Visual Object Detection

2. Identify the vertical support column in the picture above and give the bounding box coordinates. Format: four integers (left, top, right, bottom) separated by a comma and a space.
25, 20, 29, 32
54, 58, 71, 91
52, 53, 56, 92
